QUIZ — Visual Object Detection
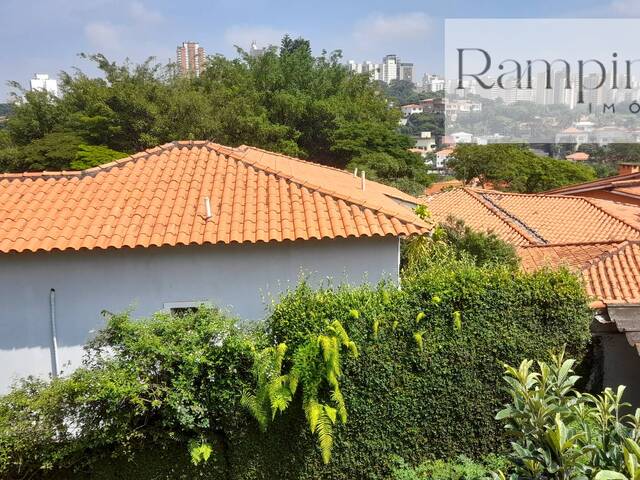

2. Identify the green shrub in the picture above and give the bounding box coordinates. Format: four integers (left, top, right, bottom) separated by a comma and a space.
434, 217, 520, 269
494, 350, 640, 480
70, 144, 128, 170
0, 308, 251, 478
390, 454, 508, 480
230, 262, 591, 479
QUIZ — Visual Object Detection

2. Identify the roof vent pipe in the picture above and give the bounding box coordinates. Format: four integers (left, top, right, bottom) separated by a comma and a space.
361, 170, 366, 191
204, 197, 212, 220
353, 167, 358, 178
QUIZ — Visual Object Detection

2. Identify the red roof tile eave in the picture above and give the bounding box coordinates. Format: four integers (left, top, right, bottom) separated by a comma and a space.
0, 230, 427, 255
544, 171, 640, 195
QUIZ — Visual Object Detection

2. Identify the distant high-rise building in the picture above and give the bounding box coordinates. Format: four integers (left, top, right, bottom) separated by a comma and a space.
382, 54, 399, 84
423, 74, 445, 92
347, 60, 382, 81
30, 74, 59, 97
176, 41, 206, 76
348, 55, 414, 84
399, 62, 415, 83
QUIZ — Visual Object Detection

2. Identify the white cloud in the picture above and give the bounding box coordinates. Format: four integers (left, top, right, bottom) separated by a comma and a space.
84, 21, 122, 51
353, 12, 432, 47
223, 25, 290, 50
129, 1, 163, 24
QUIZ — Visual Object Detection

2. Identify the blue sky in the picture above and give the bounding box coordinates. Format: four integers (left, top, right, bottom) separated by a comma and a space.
1, 0, 639, 100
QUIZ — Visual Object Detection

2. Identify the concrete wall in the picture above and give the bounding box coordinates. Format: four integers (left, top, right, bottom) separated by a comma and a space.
0, 236, 399, 390
601, 333, 640, 407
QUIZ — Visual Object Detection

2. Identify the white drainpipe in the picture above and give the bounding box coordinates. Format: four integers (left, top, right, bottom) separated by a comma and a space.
49, 289, 59, 377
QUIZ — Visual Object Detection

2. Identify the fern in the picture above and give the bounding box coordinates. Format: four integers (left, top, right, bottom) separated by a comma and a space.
315, 406, 337, 464
242, 320, 357, 464
241, 342, 293, 430
240, 391, 269, 431
331, 386, 347, 423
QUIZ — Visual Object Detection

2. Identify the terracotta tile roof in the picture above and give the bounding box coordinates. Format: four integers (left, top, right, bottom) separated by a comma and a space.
0, 141, 430, 254
588, 199, 640, 230
425, 188, 640, 246
424, 179, 464, 196
545, 171, 640, 198
519, 241, 640, 307
425, 188, 533, 245
583, 241, 640, 306
518, 242, 624, 272
482, 190, 640, 244
565, 152, 590, 161
437, 148, 454, 156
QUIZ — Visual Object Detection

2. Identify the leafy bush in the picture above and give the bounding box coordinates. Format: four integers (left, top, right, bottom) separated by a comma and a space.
0, 260, 592, 479
434, 217, 520, 269
0, 308, 251, 478
71, 144, 128, 170
231, 262, 591, 479
390, 455, 508, 480
494, 350, 640, 480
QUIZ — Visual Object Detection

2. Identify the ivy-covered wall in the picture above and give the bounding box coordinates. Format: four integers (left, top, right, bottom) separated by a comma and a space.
224, 264, 592, 479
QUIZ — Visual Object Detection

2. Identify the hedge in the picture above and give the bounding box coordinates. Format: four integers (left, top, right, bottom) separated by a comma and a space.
0, 262, 592, 480
225, 264, 592, 479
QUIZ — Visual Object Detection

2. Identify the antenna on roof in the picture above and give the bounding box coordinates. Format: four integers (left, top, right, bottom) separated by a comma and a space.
353, 167, 358, 178
204, 197, 212, 220
361, 170, 366, 191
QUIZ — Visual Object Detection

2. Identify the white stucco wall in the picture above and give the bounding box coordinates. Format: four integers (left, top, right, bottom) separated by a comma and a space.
0, 236, 399, 391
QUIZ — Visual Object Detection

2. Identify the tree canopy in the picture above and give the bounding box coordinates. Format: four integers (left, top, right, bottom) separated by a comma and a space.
448, 144, 597, 193
382, 79, 442, 106
0, 36, 431, 194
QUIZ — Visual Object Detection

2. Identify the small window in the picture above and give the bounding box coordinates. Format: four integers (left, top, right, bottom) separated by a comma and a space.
163, 301, 212, 316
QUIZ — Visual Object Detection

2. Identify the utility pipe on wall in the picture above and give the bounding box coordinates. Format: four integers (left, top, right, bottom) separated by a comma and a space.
49, 288, 59, 377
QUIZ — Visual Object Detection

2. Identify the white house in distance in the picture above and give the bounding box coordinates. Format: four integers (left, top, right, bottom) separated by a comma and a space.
452, 132, 474, 144
435, 148, 454, 170
411, 131, 436, 155
0, 141, 429, 389
401, 104, 423, 117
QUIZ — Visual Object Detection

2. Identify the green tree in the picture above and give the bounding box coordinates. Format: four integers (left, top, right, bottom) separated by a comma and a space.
0, 103, 12, 117
71, 144, 128, 169
14, 132, 83, 171
5, 88, 63, 146
449, 144, 596, 192
383, 79, 443, 106
400, 111, 444, 138
4, 37, 430, 194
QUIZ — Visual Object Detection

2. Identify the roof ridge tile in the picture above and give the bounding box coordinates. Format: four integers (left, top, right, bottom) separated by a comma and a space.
464, 188, 543, 244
